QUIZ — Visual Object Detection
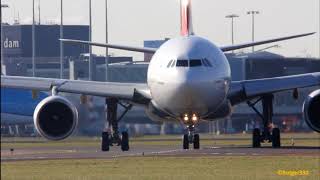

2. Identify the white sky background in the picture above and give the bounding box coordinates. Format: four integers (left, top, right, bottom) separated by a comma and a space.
2, 0, 320, 60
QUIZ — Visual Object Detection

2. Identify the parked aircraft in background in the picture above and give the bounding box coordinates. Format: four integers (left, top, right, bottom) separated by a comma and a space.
1, 88, 47, 135
1, 88, 47, 124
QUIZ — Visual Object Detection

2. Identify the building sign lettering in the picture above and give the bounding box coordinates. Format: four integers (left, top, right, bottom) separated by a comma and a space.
3, 38, 20, 49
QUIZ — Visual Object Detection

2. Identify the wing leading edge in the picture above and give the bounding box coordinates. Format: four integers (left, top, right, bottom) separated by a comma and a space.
228, 72, 320, 105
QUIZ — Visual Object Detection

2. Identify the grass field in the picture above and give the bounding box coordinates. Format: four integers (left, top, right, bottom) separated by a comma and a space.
1, 156, 319, 180
1, 133, 319, 180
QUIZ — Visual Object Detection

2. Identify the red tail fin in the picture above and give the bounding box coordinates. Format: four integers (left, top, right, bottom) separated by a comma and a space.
180, 0, 193, 36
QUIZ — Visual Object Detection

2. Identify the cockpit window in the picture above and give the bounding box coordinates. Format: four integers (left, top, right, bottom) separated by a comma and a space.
172, 59, 212, 68
167, 60, 173, 68
202, 59, 208, 66
190, 60, 202, 67
206, 59, 213, 67
203, 59, 213, 67
171, 60, 176, 67
176, 60, 189, 67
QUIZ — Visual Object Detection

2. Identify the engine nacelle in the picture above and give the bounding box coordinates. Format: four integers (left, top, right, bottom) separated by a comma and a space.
303, 89, 320, 133
34, 96, 78, 140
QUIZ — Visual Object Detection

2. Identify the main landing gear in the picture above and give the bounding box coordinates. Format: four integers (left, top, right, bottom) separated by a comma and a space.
101, 98, 132, 152
182, 114, 200, 150
248, 94, 281, 148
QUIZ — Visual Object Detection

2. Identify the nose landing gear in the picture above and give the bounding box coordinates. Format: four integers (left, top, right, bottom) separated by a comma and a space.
183, 125, 200, 150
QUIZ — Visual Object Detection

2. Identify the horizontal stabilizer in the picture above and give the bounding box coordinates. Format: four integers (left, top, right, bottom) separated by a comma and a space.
60, 39, 157, 54
221, 32, 315, 52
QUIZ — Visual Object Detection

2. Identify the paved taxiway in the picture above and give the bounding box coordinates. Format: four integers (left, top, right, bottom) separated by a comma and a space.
2, 143, 319, 162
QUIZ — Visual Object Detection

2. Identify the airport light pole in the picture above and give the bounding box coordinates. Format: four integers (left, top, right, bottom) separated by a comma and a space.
247, 10, 259, 52
60, 0, 64, 79
225, 14, 239, 53
1, 4, 9, 75
38, 0, 41, 25
88, 0, 92, 81
105, 0, 109, 82
32, 0, 36, 77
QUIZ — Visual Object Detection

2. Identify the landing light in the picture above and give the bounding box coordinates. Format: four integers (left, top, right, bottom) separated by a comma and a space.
192, 114, 198, 122
184, 114, 189, 122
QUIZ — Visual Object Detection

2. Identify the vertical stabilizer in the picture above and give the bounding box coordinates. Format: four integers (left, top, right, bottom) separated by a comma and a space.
180, 0, 194, 36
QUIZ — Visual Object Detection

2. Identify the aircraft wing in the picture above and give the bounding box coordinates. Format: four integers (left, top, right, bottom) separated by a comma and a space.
228, 72, 320, 105
220, 32, 315, 52
1, 76, 151, 104
60, 39, 157, 54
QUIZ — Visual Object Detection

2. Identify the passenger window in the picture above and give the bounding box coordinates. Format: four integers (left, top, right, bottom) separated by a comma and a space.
167, 60, 173, 68
190, 60, 202, 67
176, 60, 189, 67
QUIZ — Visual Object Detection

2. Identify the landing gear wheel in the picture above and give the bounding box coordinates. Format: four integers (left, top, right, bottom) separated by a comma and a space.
252, 128, 261, 148
193, 134, 200, 149
101, 132, 110, 151
272, 128, 281, 148
121, 131, 129, 151
183, 134, 189, 149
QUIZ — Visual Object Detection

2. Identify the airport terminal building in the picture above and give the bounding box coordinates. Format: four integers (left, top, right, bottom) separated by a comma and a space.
1, 24, 133, 79
2, 24, 89, 77
2, 24, 89, 58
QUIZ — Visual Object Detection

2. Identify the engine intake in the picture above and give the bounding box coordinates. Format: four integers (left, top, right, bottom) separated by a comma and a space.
34, 96, 78, 140
303, 89, 320, 133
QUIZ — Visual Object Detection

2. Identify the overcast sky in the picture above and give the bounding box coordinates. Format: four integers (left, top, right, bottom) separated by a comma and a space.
2, 0, 320, 59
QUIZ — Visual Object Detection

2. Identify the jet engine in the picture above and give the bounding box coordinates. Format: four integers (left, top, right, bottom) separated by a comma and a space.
303, 89, 320, 133
33, 96, 78, 140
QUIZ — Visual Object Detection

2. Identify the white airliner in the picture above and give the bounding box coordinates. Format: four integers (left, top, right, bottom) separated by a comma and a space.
1, 0, 319, 151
